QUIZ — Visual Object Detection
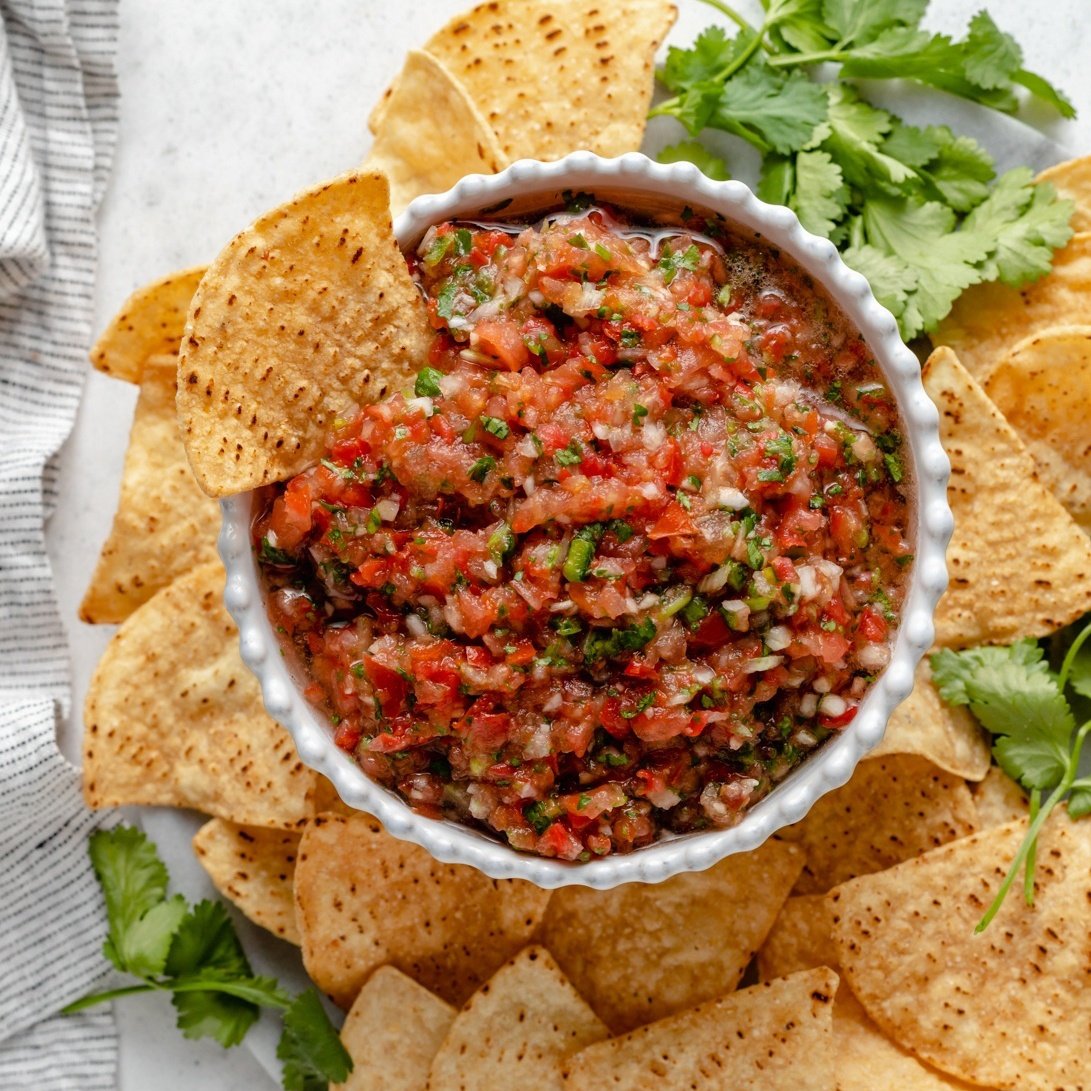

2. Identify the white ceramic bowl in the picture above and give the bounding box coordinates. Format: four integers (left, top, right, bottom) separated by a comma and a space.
220, 151, 952, 889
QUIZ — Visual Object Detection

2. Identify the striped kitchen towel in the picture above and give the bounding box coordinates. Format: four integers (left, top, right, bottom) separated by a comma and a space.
0, 1, 120, 1088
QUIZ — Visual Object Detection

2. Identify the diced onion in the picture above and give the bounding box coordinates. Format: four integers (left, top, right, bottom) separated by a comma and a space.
375, 498, 400, 522
818, 693, 847, 716
406, 396, 434, 416
765, 625, 792, 651
813, 676, 832, 694
698, 565, 733, 594
743, 654, 784, 674
857, 642, 891, 670
482, 560, 499, 580
796, 565, 817, 600
799, 692, 818, 717
516, 435, 539, 457
716, 487, 749, 511
405, 614, 427, 637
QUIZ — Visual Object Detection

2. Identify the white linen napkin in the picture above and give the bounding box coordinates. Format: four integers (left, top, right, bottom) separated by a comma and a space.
0, 1, 120, 1087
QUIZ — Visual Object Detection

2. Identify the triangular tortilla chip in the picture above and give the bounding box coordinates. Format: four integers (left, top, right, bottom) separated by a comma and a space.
83, 561, 316, 828
192, 819, 300, 944
178, 170, 431, 496
934, 232, 1091, 383
984, 324, 1091, 520
80, 354, 220, 624
334, 967, 455, 1091
829, 812, 1091, 1091
425, 946, 607, 1089
777, 754, 978, 894
561, 968, 838, 1090
971, 766, 1029, 828
757, 900, 975, 1089
924, 347, 1091, 647
541, 838, 802, 1033
756, 894, 837, 981
294, 812, 550, 1009
1036, 155, 1091, 232
868, 661, 990, 780
90, 265, 206, 382
833, 990, 978, 1091
372, 1, 676, 161
364, 50, 506, 217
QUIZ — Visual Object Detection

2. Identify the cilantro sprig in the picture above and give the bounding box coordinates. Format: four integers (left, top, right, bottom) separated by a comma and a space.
64, 826, 352, 1089
653, 1, 1076, 340
931, 618, 1091, 931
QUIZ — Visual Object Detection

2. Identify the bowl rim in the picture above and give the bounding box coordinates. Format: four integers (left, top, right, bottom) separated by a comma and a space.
219, 150, 952, 889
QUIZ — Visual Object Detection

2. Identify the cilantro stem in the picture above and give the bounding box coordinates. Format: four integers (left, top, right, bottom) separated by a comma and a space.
62, 975, 291, 1015
1023, 788, 1040, 906
977, 719, 1091, 932
766, 49, 844, 67
1058, 618, 1091, 691
692, 0, 754, 33
62, 984, 156, 1013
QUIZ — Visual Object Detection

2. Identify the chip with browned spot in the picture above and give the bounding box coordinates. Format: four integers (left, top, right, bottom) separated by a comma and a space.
561, 968, 838, 1090
867, 661, 990, 780
425, 946, 607, 1090
192, 818, 301, 945
777, 754, 979, 894
365, 50, 507, 217
984, 324, 1091, 523
372, 1, 677, 161
541, 837, 802, 1033
80, 354, 220, 624
178, 170, 431, 497
90, 265, 206, 382
294, 812, 550, 1009
333, 966, 455, 1091
924, 347, 1091, 647
829, 812, 1091, 1091
83, 561, 316, 828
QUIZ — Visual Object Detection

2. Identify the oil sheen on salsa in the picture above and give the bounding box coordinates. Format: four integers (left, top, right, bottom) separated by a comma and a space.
256, 201, 912, 861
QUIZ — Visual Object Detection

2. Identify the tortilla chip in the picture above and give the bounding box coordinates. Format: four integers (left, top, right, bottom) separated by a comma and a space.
294, 812, 550, 1009
756, 895, 837, 980
984, 324, 1091, 520
834, 990, 978, 1091
192, 819, 300, 944
304, 773, 358, 818
83, 560, 316, 828
935, 232, 1091, 383
375, 1, 676, 161
178, 171, 431, 497
365, 50, 506, 217
562, 968, 838, 1090
334, 966, 455, 1091
756, 901, 974, 1088
1037, 155, 1091, 232
924, 347, 1091, 647
79, 355, 220, 624
972, 766, 1029, 828
868, 661, 991, 780
541, 838, 802, 1033
426, 946, 607, 1090
90, 266, 206, 382
829, 812, 1091, 1090
777, 754, 978, 895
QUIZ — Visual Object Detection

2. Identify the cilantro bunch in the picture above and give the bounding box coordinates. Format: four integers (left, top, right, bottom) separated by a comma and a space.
63, 826, 352, 1090
932, 619, 1091, 931
653, 0, 1076, 340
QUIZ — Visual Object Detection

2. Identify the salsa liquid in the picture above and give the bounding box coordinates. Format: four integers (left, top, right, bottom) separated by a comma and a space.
256, 201, 912, 861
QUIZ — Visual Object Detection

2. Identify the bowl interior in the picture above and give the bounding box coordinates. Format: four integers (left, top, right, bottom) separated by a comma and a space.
221, 152, 950, 889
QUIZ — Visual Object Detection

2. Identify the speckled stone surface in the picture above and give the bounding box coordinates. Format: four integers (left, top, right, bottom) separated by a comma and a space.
43, 1, 1091, 1086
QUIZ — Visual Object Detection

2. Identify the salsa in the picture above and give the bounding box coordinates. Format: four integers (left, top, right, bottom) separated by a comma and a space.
255, 200, 912, 861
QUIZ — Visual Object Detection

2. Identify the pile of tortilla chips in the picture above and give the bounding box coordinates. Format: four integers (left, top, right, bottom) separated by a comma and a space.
78, 0, 1091, 1082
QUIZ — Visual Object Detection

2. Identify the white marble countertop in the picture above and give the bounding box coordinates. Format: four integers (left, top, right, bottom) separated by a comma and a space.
45, 0, 1091, 1087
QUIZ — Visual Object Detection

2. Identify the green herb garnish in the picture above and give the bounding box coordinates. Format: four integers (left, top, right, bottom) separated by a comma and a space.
931, 618, 1091, 931
64, 826, 352, 1089
652, 2, 1076, 340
